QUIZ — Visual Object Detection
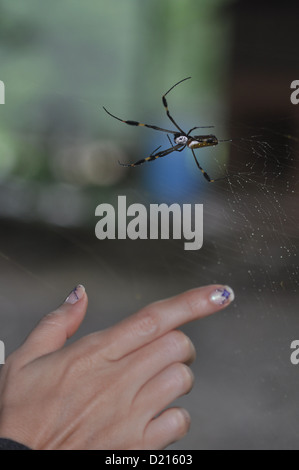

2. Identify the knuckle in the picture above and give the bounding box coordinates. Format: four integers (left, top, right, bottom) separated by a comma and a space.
172, 363, 194, 391
166, 330, 194, 359
40, 311, 63, 328
133, 307, 159, 338
173, 408, 191, 436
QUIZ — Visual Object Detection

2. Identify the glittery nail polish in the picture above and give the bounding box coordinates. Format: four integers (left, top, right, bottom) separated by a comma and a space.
210, 286, 235, 305
65, 284, 85, 304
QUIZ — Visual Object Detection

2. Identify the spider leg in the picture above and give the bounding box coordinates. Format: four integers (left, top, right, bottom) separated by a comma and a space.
187, 126, 214, 135
162, 95, 185, 134
167, 134, 173, 147
163, 77, 191, 97
119, 144, 183, 168
103, 107, 177, 135
191, 149, 216, 182
150, 145, 161, 156
149, 145, 162, 155
162, 78, 191, 134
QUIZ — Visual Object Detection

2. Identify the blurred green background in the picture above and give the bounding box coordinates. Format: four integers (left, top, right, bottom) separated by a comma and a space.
0, 0, 298, 450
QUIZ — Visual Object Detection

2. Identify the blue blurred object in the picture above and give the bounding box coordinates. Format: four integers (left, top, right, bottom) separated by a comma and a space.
141, 132, 207, 204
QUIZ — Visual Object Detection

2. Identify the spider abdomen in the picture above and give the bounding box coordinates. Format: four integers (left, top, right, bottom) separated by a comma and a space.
188, 135, 218, 149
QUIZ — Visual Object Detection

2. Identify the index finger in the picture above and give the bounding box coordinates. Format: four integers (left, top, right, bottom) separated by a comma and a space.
101, 284, 234, 361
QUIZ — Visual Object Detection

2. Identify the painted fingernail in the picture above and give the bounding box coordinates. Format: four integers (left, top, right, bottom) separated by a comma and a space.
65, 284, 85, 304
210, 286, 235, 305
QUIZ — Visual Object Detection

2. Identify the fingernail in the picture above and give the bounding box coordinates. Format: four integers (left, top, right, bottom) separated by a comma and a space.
210, 286, 235, 305
65, 284, 85, 304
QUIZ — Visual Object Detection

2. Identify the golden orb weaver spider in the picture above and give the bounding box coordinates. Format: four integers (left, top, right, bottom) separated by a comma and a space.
103, 77, 232, 183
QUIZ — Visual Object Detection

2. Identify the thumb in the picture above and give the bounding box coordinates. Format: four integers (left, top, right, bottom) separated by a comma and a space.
19, 285, 88, 363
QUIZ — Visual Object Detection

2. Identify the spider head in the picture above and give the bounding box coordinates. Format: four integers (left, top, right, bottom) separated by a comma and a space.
174, 134, 188, 145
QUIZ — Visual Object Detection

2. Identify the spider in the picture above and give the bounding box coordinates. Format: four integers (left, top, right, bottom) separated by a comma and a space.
103, 77, 232, 182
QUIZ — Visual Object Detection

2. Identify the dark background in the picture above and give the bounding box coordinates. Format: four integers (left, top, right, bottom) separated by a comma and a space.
0, 0, 298, 449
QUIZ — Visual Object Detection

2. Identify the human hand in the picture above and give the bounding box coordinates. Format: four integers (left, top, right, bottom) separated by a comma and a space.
0, 284, 234, 450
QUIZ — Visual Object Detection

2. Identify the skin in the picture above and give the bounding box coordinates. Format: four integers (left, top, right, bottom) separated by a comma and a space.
0, 284, 234, 450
